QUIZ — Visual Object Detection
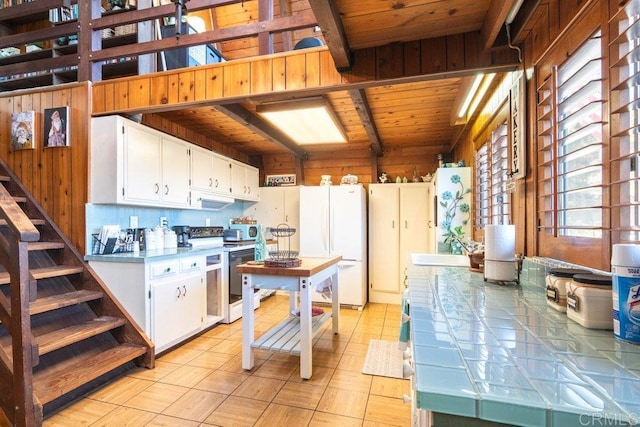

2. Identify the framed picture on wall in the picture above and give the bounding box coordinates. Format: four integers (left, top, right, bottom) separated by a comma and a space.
266, 174, 296, 186
44, 106, 69, 148
11, 111, 35, 151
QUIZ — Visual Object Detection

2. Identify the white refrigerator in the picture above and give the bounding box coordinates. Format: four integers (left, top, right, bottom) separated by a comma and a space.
299, 185, 367, 308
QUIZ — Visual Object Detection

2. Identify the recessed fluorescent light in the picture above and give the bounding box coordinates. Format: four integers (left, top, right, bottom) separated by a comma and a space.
467, 73, 496, 118
457, 74, 484, 119
257, 97, 347, 145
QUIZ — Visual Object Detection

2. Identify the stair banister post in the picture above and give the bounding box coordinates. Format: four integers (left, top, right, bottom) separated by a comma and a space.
9, 239, 40, 426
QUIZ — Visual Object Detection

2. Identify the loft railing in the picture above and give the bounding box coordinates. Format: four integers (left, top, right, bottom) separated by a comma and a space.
0, 0, 317, 90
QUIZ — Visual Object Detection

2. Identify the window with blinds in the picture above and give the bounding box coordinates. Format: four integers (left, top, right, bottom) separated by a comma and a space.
475, 123, 509, 228
536, 30, 604, 239
610, 1, 640, 243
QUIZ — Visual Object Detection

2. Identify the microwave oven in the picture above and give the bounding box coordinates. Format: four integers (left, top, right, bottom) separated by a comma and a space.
229, 223, 259, 240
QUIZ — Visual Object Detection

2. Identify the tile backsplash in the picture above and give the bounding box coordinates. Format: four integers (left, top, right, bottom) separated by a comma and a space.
85, 202, 248, 255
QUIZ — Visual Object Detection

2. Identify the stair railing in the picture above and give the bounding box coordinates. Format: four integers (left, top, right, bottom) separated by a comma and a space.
0, 183, 41, 426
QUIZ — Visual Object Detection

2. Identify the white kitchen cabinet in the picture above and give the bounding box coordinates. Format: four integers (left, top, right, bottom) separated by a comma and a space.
190, 146, 232, 198
231, 160, 259, 201
245, 186, 300, 252
88, 254, 212, 354
151, 269, 206, 351
161, 137, 191, 206
368, 183, 432, 304
90, 115, 190, 208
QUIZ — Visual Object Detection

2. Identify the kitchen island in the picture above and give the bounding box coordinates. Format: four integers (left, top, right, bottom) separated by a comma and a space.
405, 265, 640, 427
237, 256, 341, 379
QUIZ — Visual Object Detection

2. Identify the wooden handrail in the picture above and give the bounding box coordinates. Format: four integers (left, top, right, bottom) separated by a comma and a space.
0, 184, 40, 426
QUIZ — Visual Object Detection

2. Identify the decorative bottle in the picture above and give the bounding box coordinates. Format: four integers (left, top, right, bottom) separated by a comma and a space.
254, 225, 266, 262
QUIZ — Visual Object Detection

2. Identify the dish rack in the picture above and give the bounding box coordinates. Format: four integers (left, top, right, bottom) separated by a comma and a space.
265, 223, 301, 268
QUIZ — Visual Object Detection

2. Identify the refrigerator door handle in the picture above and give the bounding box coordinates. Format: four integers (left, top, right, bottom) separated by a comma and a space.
324, 201, 330, 251
330, 204, 335, 252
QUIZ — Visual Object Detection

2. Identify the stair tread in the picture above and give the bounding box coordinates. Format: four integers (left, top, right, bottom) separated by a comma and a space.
0, 265, 85, 285
36, 316, 126, 356
28, 241, 66, 251
30, 290, 104, 315
34, 343, 147, 404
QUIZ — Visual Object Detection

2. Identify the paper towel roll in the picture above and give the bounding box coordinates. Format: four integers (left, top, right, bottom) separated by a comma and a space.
484, 224, 515, 261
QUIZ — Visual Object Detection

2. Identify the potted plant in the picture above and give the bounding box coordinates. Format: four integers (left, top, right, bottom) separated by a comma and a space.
439, 173, 471, 254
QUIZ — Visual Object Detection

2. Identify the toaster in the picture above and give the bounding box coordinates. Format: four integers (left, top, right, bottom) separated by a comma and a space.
224, 228, 243, 241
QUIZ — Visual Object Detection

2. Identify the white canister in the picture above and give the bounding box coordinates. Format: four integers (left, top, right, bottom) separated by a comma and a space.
143, 228, 156, 251
611, 244, 640, 344
566, 273, 613, 329
545, 268, 590, 313
164, 229, 177, 249
154, 226, 165, 250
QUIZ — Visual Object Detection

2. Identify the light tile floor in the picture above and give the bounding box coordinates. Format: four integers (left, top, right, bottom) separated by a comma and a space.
43, 295, 411, 426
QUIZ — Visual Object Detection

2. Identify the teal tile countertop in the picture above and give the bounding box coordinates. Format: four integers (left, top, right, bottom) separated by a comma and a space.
406, 265, 640, 427
84, 245, 227, 263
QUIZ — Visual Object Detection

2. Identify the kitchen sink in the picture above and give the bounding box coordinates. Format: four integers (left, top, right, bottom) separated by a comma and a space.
410, 253, 469, 267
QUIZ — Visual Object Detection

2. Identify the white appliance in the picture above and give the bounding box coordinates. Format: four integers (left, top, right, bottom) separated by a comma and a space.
299, 185, 367, 308
433, 167, 472, 253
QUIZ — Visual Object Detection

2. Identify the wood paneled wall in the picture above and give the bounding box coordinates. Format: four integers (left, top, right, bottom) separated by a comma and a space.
0, 83, 90, 254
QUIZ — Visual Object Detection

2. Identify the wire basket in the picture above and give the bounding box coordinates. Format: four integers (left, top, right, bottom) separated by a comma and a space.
264, 223, 301, 267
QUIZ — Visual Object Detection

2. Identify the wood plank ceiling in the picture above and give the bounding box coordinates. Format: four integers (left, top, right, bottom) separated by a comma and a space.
155, 0, 522, 158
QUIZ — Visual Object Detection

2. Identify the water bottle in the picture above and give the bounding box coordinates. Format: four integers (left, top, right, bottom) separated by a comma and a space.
254, 225, 266, 262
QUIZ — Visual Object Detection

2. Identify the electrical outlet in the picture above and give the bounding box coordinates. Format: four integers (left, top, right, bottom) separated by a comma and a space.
160, 216, 167, 227
205, 218, 211, 226
129, 215, 138, 229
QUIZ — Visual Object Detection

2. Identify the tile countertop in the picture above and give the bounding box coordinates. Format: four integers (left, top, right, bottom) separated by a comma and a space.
84, 245, 228, 263
406, 265, 640, 427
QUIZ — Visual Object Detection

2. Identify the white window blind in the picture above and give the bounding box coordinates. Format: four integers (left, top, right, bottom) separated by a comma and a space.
537, 30, 604, 238
475, 123, 509, 228
610, 2, 640, 242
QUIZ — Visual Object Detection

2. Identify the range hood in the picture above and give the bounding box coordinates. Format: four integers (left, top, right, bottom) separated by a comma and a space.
194, 192, 235, 210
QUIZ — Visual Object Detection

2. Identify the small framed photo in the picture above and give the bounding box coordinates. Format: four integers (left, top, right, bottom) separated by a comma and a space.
44, 106, 69, 148
266, 174, 296, 186
11, 111, 35, 150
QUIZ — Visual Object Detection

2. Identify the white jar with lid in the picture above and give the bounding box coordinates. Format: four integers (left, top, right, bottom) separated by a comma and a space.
566, 273, 613, 329
545, 268, 590, 312
164, 229, 177, 249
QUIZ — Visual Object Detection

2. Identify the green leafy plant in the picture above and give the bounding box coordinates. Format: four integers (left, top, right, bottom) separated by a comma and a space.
439, 174, 471, 252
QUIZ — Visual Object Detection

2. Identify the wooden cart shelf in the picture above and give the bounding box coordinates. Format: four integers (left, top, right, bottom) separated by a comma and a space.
251, 312, 332, 354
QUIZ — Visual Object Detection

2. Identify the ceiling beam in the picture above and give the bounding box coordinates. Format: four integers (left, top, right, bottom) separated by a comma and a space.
349, 89, 383, 156
215, 104, 308, 160
481, 0, 515, 51
307, 0, 352, 71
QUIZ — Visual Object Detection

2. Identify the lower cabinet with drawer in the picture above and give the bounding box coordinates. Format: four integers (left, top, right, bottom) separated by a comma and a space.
89, 254, 212, 354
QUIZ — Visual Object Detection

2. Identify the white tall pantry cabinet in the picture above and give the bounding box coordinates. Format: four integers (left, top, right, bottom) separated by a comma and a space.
244, 186, 300, 252
368, 183, 432, 304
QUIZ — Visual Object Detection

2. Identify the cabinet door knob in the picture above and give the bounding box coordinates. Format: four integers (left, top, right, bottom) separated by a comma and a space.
182, 285, 187, 296
176, 287, 181, 298
209, 178, 213, 187
215, 179, 219, 188
155, 183, 160, 194
165, 185, 169, 195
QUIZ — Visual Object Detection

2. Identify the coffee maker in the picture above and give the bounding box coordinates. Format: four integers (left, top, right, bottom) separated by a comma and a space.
172, 225, 191, 247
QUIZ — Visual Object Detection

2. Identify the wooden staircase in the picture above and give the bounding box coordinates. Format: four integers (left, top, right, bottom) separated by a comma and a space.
0, 160, 154, 426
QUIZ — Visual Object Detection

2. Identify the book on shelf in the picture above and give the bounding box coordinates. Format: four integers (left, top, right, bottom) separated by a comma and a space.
49, 4, 78, 23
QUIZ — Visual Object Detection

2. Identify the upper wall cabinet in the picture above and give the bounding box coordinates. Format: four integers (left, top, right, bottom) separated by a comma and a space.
90, 115, 191, 208
91, 115, 258, 208
190, 145, 232, 201
230, 160, 259, 202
